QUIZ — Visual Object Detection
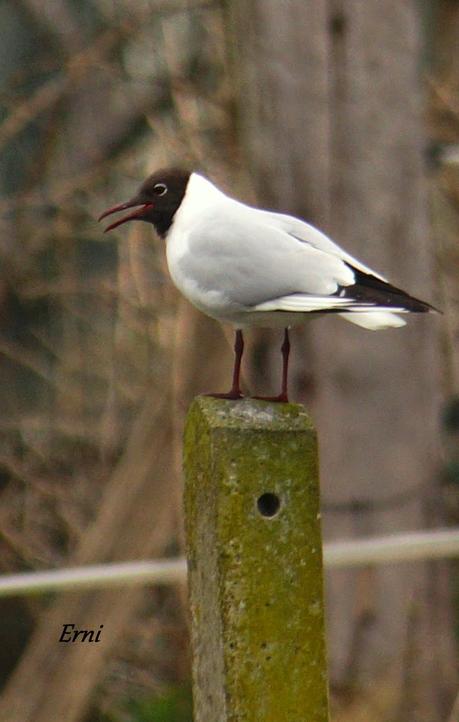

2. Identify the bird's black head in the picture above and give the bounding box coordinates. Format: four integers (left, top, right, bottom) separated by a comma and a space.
99, 167, 191, 238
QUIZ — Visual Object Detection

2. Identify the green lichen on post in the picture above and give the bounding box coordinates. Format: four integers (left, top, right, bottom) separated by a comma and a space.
184, 396, 329, 722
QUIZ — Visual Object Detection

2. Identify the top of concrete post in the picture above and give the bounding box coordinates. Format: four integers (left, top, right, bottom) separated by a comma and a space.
188, 396, 316, 432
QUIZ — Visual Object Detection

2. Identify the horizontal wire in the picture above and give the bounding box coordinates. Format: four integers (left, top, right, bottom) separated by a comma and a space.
0, 528, 457, 598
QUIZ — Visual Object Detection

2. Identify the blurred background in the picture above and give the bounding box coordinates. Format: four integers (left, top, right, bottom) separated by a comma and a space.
0, 0, 457, 720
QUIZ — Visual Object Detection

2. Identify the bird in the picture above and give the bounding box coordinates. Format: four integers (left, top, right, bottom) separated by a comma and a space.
98, 167, 438, 402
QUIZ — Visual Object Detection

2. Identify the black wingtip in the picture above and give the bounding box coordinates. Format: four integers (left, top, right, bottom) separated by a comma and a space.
342, 265, 442, 314
427, 302, 443, 315
404, 296, 442, 314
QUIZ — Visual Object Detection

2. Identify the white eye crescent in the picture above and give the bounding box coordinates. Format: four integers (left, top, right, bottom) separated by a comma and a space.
154, 183, 168, 196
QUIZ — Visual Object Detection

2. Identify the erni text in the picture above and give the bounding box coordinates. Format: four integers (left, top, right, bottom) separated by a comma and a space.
59, 623, 104, 643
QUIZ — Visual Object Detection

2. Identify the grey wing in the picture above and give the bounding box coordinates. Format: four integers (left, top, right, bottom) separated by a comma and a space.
263, 209, 388, 281
183, 209, 357, 309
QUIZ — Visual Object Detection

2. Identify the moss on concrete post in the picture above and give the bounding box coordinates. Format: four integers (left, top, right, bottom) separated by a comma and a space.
184, 396, 329, 722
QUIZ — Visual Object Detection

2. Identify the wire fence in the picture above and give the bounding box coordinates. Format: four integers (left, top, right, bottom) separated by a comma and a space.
0, 527, 457, 598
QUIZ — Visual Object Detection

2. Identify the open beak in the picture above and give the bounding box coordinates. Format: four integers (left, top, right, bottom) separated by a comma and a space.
98, 199, 153, 232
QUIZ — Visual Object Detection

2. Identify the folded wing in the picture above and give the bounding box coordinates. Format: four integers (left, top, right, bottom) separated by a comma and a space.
183, 202, 435, 328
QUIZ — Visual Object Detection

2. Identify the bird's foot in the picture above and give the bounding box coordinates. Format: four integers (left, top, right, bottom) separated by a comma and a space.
252, 393, 289, 403
204, 390, 245, 400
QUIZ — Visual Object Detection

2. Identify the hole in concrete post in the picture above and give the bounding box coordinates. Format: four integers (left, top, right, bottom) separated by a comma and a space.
257, 492, 281, 518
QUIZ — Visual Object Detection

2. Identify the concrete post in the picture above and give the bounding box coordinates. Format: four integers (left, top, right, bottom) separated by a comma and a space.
184, 397, 329, 722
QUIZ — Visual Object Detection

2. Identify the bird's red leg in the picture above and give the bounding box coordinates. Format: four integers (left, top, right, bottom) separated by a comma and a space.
279, 327, 290, 401
206, 329, 245, 400
253, 328, 290, 403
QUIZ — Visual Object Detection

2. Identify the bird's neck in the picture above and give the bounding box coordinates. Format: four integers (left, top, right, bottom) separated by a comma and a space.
164, 173, 226, 239
151, 210, 177, 238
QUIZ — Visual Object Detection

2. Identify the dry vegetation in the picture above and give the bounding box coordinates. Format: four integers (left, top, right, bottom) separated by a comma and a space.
0, 1, 457, 721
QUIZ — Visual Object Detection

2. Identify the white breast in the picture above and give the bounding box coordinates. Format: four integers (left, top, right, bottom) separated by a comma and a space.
165, 173, 233, 318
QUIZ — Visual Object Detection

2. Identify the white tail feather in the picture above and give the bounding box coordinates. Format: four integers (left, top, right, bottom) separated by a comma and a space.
340, 311, 406, 330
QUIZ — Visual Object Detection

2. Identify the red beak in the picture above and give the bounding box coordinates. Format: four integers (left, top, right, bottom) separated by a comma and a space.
98, 200, 153, 232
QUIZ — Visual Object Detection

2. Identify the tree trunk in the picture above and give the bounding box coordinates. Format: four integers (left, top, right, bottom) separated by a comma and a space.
226, 2, 456, 720
429, 0, 459, 396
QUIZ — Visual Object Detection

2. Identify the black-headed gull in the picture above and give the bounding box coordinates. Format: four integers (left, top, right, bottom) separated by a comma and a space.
99, 168, 437, 401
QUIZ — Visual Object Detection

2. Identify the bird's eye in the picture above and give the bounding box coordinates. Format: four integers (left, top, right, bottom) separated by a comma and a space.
153, 183, 168, 196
